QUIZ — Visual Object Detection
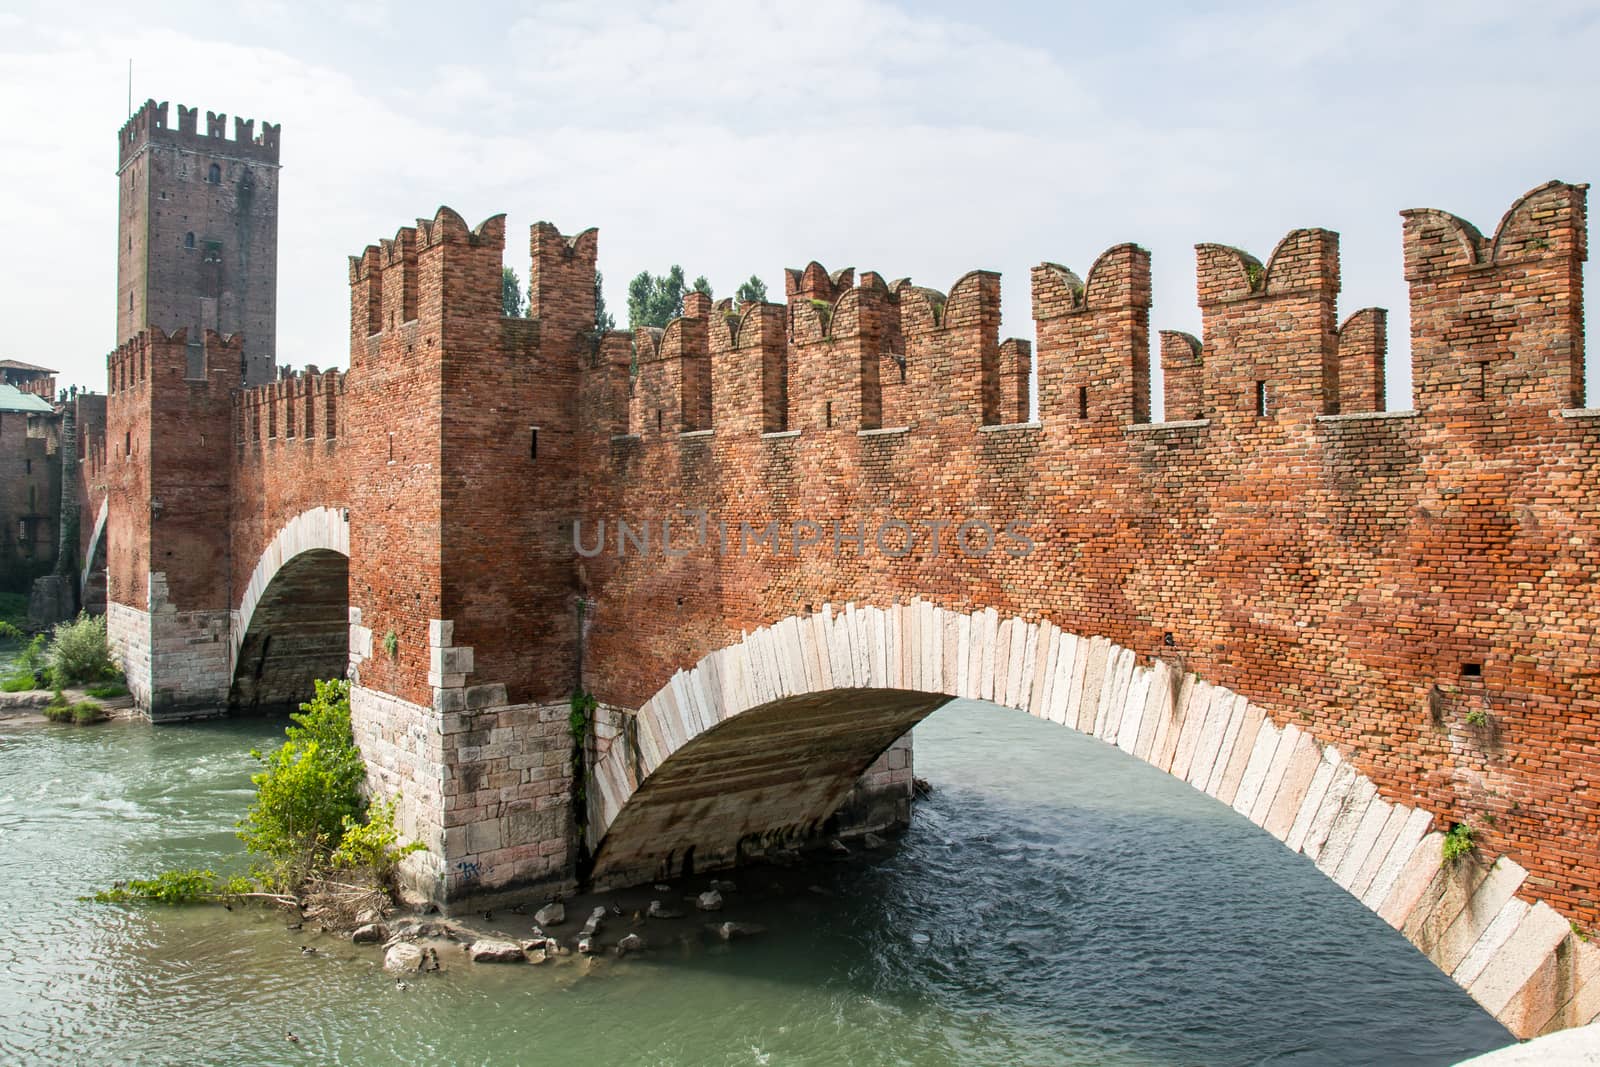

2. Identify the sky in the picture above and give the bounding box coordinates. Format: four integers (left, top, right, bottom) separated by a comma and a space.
1, 0, 1596, 415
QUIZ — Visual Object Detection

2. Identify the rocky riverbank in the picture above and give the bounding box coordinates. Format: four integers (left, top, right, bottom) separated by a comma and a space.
291, 834, 898, 979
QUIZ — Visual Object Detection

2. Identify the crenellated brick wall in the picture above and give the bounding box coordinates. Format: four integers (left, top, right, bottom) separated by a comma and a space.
101, 180, 1600, 979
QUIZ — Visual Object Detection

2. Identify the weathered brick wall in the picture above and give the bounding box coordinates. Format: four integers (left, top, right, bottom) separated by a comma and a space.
573, 181, 1600, 934
104, 327, 237, 716
0, 408, 60, 589
117, 100, 281, 385
101, 179, 1599, 938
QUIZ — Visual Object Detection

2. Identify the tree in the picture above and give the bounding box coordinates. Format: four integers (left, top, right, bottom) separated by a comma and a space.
692, 275, 712, 297
735, 275, 769, 306
502, 266, 525, 318
594, 271, 616, 333
627, 265, 688, 331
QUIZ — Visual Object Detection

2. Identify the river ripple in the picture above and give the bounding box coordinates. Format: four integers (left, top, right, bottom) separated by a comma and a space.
0, 701, 1510, 1065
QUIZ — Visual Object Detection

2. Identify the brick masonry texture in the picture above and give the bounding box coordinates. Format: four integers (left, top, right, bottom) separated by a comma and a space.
117, 100, 281, 386
101, 179, 1598, 1038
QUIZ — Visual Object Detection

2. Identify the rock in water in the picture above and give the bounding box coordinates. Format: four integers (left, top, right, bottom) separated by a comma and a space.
695, 889, 724, 912
616, 933, 644, 956
469, 939, 527, 964
828, 838, 851, 856
533, 902, 565, 927
383, 942, 425, 975
520, 941, 549, 965
352, 923, 389, 944
647, 900, 684, 920
862, 832, 886, 850
713, 921, 766, 941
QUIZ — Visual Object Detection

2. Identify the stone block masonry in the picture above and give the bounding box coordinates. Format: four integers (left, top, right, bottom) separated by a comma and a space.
101, 177, 1600, 1039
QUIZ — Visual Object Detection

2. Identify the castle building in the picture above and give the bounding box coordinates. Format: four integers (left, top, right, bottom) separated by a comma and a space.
115, 100, 281, 385
0, 360, 58, 400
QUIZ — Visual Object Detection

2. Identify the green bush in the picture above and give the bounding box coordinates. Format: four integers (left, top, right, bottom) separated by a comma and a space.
0, 633, 50, 691
72, 701, 106, 724
91, 869, 250, 905
1, 670, 36, 692
45, 613, 116, 687
238, 679, 366, 881
331, 797, 424, 878
43, 697, 105, 725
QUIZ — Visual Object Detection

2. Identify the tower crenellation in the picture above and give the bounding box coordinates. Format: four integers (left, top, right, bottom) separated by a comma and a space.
116, 98, 281, 387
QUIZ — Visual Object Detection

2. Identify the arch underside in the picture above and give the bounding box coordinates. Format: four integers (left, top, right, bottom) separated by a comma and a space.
591, 688, 949, 885
587, 602, 1600, 1040
229, 548, 348, 714
79, 498, 108, 611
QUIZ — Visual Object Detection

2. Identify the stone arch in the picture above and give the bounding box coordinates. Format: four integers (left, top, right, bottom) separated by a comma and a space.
589, 601, 1586, 1039
229, 507, 350, 713
79, 497, 108, 605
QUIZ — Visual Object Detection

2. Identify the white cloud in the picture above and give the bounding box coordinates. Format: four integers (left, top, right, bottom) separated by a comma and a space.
0, 0, 1594, 411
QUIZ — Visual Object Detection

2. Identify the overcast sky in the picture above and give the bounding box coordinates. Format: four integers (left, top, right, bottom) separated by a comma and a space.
2, 0, 1596, 414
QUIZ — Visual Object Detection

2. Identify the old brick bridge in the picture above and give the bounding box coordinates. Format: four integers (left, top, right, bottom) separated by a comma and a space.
95, 180, 1598, 1037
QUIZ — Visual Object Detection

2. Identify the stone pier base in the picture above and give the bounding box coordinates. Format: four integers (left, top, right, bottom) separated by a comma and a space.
349, 678, 577, 906
107, 589, 230, 722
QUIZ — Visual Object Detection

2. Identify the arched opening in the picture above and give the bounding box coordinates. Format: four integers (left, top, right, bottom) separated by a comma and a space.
585, 603, 1589, 1040
229, 547, 348, 715
592, 687, 945, 886
207, 163, 221, 184
184, 232, 195, 249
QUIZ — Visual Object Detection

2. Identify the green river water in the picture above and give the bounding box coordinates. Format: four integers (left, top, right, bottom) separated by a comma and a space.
0, 695, 1512, 1066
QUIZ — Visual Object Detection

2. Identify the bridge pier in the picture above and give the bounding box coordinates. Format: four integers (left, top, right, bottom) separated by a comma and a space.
108, 577, 231, 723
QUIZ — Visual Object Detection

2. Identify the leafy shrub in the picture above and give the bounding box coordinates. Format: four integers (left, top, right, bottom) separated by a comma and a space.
331, 797, 424, 878
45, 613, 116, 687
0, 633, 49, 691
1, 670, 36, 692
91, 869, 249, 905
238, 679, 366, 881
72, 701, 106, 724
43, 698, 107, 725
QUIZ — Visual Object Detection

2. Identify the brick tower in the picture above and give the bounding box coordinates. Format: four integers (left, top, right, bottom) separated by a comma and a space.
116, 100, 280, 385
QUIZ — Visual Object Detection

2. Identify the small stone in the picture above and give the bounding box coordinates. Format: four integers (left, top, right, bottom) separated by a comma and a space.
863, 832, 886, 850
616, 933, 644, 955
709, 879, 737, 892
352, 923, 389, 944
828, 838, 851, 856
469, 939, 527, 964
383, 942, 425, 975
533, 902, 565, 927
520, 941, 549, 965
695, 889, 723, 911
713, 921, 766, 941
647, 900, 684, 920
653, 884, 672, 892
355, 907, 384, 926
577, 935, 596, 955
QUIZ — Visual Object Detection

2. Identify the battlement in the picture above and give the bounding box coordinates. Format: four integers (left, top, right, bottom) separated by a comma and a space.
1405, 181, 1589, 410
236, 366, 345, 450
118, 99, 281, 168
347, 208, 507, 341
106, 327, 241, 396
598, 180, 1586, 443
